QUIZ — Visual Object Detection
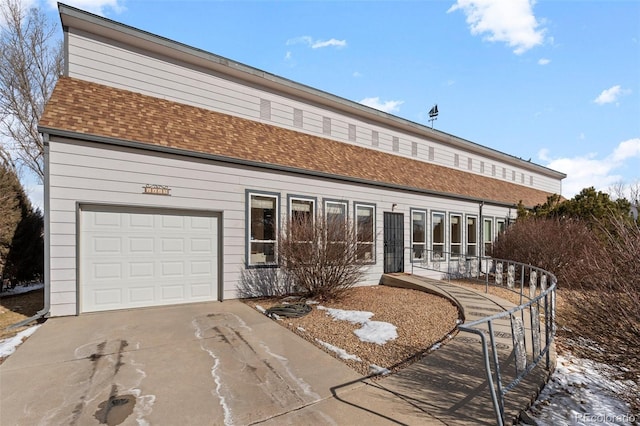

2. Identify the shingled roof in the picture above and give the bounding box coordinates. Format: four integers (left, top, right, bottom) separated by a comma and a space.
40, 77, 555, 207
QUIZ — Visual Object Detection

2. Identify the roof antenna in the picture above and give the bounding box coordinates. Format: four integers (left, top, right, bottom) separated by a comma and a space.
428, 104, 438, 129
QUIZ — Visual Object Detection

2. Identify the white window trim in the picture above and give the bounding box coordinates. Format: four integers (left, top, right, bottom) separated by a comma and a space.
432, 211, 445, 260
411, 209, 427, 262
466, 215, 478, 258
248, 191, 279, 266
355, 202, 376, 264
449, 213, 463, 258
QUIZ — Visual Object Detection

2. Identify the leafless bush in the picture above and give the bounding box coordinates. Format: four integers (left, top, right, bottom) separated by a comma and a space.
237, 265, 295, 298
494, 216, 640, 407
278, 214, 365, 300
491, 217, 600, 289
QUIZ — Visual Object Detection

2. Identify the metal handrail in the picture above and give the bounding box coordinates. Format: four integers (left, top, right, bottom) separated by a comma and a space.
407, 247, 557, 426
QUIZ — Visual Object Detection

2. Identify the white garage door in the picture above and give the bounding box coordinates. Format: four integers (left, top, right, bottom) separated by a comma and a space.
80, 206, 219, 313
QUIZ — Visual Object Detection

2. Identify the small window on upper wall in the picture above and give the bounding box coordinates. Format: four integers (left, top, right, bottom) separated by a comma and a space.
496, 218, 506, 235
432, 212, 445, 259
248, 192, 278, 265
450, 213, 462, 257
411, 210, 427, 261
355, 203, 375, 263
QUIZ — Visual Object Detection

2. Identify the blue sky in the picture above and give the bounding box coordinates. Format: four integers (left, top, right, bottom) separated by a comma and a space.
14, 0, 640, 207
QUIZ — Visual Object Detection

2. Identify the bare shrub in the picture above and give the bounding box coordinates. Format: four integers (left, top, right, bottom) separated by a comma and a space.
278, 214, 365, 300
491, 217, 600, 289
494, 216, 640, 409
237, 265, 296, 298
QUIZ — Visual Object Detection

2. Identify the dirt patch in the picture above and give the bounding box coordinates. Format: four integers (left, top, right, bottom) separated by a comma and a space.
0, 289, 44, 340
244, 285, 460, 377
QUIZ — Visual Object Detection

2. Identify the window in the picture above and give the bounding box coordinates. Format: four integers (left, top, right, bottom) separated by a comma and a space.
289, 197, 315, 224
348, 124, 356, 141
429, 146, 435, 161
450, 213, 462, 257
372, 130, 379, 147
412, 141, 418, 157
467, 158, 473, 170
248, 192, 278, 265
496, 218, 506, 235
355, 204, 375, 262
466, 215, 478, 256
454, 154, 459, 167
432, 212, 445, 259
411, 210, 427, 261
325, 200, 347, 241
392, 136, 399, 152
483, 217, 493, 256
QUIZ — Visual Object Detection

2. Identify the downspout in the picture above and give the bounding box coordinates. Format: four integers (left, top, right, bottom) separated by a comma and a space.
7, 137, 51, 329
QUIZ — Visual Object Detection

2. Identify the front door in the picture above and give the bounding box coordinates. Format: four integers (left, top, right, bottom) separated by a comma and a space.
383, 212, 404, 273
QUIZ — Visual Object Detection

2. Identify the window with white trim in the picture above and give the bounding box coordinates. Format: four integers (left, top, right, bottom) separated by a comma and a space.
325, 200, 347, 241
483, 217, 493, 256
450, 213, 462, 257
466, 215, 478, 256
290, 197, 314, 224
355, 204, 375, 263
496, 218, 506, 235
411, 210, 427, 261
249, 193, 278, 265
432, 212, 445, 259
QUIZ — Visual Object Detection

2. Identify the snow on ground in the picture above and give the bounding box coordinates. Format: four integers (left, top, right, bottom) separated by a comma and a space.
0, 282, 44, 297
0, 325, 41, 358
525, 353, 637, 425
317, 306, 398, 345
315, 339, 362, 362
369, 364, 391, 376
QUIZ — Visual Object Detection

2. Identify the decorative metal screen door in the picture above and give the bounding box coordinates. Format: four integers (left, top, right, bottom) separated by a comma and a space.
383, 212, 404, 273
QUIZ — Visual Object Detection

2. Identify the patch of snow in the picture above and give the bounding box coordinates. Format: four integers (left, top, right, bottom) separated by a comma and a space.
354, 321, 398, 345
0, 324, 41, 358
369, 364, 391, 376
526, 353, 636, 425
0, 282, 44, 296
306, 300, 319, 305
297, 326, 306, 332
430, 342, 442, 351
270, 313, 282, 321
315, 339, 362, 362
318, 306, 373, 323
255, 305, 266, 314
318, 305, 397, 345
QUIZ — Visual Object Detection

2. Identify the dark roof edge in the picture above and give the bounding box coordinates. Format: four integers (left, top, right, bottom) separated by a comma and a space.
39, 126, 542, 208
57, 3, 566, 181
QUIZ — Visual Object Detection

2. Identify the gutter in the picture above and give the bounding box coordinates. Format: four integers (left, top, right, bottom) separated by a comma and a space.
6, 140, 51, 330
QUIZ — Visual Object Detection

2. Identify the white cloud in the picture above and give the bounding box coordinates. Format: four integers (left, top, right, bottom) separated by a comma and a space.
538, 58, 550, 65
359, 97, 404, 113
45, 0, 125, 15
540, 138, 640, 198
353, 71, 362, 78
448, 0, 546, 54
284, 51, 292, 61
286, 35, 346, 49
593, 85, 631, 105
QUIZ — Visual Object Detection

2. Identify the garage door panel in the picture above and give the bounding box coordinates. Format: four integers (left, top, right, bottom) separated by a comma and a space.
81, 208, 218, 313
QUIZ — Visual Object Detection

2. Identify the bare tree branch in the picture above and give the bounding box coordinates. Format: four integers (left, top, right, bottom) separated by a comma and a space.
0, 0, 63, 183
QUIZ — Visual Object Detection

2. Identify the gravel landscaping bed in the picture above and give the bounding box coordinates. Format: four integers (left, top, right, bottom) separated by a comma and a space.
245, 285, 461, 377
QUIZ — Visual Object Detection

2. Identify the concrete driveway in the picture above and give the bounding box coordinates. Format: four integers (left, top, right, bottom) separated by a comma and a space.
0, 300, 437, 425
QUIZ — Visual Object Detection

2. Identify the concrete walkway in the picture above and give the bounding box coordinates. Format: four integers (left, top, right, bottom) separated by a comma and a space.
0, 277, 552, 425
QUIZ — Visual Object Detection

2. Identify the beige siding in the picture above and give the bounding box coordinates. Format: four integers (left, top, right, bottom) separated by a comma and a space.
66, 28, 561, 196
47, 138, 516, 316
